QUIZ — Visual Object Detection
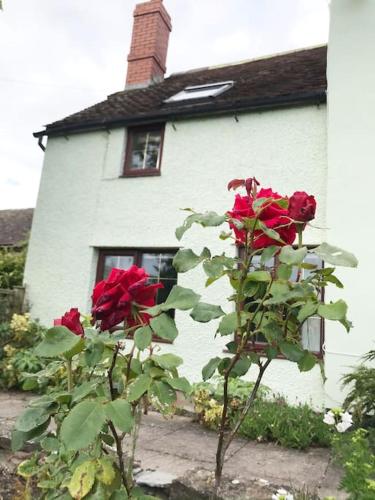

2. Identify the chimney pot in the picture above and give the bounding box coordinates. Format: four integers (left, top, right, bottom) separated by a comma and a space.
126, 0, 172, 89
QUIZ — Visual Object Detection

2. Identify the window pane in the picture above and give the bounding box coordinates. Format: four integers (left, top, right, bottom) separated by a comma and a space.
103, 255, 134, 279
159, 254, 175, 279
130, 130, 161, 170
301, 316, 321, 352
141, 253, 160, 279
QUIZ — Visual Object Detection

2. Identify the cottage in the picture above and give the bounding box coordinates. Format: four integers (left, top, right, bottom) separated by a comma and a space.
25, 0, 375, 408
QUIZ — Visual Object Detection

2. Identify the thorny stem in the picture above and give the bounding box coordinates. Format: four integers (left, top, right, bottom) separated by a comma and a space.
127, 404, 142, 487
107, 344, 130, 495
66, 358, 73, 393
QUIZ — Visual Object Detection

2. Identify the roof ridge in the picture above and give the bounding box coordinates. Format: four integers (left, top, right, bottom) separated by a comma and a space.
168, 44, 327, 77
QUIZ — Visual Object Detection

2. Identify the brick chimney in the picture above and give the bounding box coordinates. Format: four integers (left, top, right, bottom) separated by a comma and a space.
126, 0, 172, 89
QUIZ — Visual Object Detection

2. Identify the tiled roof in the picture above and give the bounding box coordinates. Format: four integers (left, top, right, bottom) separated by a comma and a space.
0, 209, 34, 246
35, 46, 327, 137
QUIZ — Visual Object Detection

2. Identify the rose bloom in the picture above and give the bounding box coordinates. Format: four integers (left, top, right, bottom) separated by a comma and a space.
228, 188, 296, 249
92, 266, 163, 331
288, 191, 316, 224
54, 308, 84, 337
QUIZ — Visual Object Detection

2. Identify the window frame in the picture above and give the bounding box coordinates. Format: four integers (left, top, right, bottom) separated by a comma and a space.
96, 247, 178, 343
236, 246, 325, 359
122, 124, 165, 178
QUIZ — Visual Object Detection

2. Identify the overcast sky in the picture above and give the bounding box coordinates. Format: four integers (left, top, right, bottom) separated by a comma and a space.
0, 0, 329, 209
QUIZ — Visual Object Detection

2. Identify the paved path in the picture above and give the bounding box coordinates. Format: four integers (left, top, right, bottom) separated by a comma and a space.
0, 392, 345, 498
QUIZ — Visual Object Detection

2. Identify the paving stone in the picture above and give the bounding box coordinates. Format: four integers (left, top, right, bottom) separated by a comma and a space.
136, 470, 176, 488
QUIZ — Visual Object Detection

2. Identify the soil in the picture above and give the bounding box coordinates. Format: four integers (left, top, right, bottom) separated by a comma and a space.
0, 464, 27, 500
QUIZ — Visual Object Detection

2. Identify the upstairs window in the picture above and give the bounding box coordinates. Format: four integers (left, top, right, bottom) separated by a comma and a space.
123, 124, 164, 177
164, 81, 234, 103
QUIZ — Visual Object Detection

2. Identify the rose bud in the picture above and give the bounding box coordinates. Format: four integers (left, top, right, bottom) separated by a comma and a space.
288, 191, 316, 224
54, 307, 84, 337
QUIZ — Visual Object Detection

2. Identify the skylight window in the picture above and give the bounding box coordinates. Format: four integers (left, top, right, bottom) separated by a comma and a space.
164, 81, 234, 103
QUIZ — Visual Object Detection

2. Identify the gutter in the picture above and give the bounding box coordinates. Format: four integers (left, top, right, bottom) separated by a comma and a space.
33, 90, 326, 139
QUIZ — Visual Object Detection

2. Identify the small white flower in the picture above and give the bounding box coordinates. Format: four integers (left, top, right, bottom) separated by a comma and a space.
336, 421, 352, 433
323, 411, 335, 425
272, 488, 294, 500
341, 411, 353, 425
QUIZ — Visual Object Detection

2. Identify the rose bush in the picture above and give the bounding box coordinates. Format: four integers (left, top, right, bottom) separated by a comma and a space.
172, 175, 357, 494
13, 266, 193, 498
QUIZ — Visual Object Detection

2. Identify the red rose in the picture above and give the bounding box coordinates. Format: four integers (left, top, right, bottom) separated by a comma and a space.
54, 308, 84, 337
288, 191, 316, 224
92, 265, 163, 331
228, 188, 296, 249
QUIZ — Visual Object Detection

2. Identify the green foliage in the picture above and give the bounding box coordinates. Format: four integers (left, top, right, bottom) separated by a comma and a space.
0, 245, 26, 289
192, 379, 331, 450
342, 350, 375, 426
12, 297, 190, 498
332, 428, 375, 499
0, 314, 50, 390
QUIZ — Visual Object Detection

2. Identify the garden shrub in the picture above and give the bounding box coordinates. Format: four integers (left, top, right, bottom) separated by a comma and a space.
332, 428, 375, 499
0, 245, 27, 289
0, 313, 49, 390
342, 350, 375, 427
192, 379, 331, 449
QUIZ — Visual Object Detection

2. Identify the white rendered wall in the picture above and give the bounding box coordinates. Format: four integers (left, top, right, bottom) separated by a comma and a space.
324, 0, 375, 406
25, 105, 329, 407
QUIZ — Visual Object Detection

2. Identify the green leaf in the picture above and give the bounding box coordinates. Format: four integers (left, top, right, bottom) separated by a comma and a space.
279, 341, 304, 362
146, 285, 200, 315
61, 401, 105, 451
277, 263, 292, 280
17, 457, 39, 478
164, 376, 191, 394
279, 246, 308, 265
202, 357, 221, 381
150, 381, 176, 405
68, 460, 96, 499
151, 353, 183, 370
128, 374, 152, 402
297, 301, 318, 323
134, 325, 153, 350
105, 400, 134, 433
150, 314, 178, 342
261, 321, 283, 343
173, 247, 210, 273
261, 246, 279, 264
314, 242, 358, 268
318, 300, 348, 320
15, 407, 50, 433
110, 489, 129, 500
175, 211, 226, 240
11, 420, 50, 452
72, 381, 98, 403
265, 346, 278, 360
164, 285, 201, 310
40, 436, 59, 452
258, 221, 284, 243
35, 326, 83, 359
203, 258, 224, 279
247, 270, 272, 282
231, 356, 251, 377
217, 311, 248, 336
190, 302, 225, 323
85, 342, 105, 367
298, 351, 317, 372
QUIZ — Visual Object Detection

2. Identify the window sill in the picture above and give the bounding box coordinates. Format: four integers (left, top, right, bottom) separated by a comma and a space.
121, 169, 161, 178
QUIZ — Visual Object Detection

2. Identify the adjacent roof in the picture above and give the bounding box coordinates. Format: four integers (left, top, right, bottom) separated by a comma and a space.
0, 209, 34, 247
35, 46, 327, 138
